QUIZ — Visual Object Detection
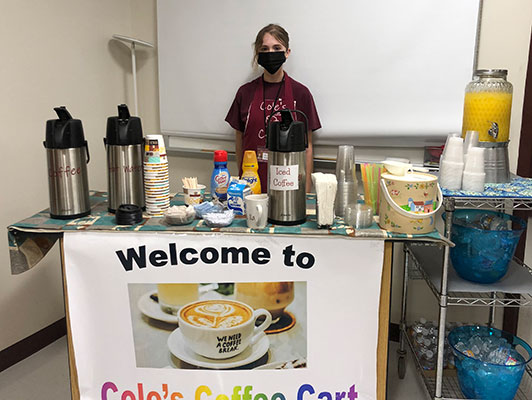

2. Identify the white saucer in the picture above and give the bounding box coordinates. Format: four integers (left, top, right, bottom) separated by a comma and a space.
167, 328, 269, 369
254, 358, 307, 370
137, 290, 178, 324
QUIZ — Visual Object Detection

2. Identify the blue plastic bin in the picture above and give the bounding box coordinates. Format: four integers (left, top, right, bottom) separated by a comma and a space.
448, 326, 532, 400
443, 210, 526, 283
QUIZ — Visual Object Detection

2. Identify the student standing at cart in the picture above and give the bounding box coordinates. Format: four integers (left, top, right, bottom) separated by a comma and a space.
225, 24, 321, 193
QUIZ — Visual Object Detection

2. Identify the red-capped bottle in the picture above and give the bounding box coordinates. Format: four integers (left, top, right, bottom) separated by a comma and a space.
211, 150, 230, 201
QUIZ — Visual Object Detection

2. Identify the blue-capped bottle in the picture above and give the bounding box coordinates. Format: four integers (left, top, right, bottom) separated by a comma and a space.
211, 150, 230, 201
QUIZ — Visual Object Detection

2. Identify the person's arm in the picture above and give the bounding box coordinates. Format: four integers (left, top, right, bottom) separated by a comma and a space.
305, 130, 313, 193
235, 130, 243, 172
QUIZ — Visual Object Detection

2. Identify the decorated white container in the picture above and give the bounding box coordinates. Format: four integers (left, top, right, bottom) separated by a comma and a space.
378, 172, 442, 234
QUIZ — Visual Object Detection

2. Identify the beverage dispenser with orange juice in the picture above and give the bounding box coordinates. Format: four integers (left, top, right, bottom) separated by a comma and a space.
461, 69, 512, 183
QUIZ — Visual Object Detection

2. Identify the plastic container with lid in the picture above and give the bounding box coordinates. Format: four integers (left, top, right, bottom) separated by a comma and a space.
461, 69, 513, 142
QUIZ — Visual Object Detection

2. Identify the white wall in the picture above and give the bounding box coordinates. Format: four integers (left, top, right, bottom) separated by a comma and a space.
391, 0, 532, 338
2, 0, 531, 353
157, 0, 532, 337
0, 0, 136, 351
127, 0, 222, 190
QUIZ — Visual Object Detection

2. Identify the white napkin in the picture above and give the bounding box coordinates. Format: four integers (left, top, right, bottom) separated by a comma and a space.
312, 172, 338, 226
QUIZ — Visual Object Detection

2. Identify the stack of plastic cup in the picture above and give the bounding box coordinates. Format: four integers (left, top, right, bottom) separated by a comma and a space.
344, 203, 373, 229
462, 147, 485, 192
440, 136, 464, 190
143, 134, 170, 215
463, 130, 479, 158
334, 145, 357, 217
441, 132, 461, 160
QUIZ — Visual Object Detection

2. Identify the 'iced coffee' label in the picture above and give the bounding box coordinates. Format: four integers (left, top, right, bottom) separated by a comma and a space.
270, 165, 299, 191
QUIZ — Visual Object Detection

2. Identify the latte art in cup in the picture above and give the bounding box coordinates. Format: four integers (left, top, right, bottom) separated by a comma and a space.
180, 300, 252, 329
177, 299, 272, 359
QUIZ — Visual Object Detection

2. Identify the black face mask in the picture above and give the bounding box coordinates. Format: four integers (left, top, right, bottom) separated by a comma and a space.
257, 51, 286, 75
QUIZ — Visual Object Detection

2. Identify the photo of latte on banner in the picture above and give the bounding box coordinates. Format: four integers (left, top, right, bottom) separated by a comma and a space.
128, 281, 307, 370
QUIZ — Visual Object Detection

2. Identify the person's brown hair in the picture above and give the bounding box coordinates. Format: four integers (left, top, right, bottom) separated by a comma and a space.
253, 24, 289, 63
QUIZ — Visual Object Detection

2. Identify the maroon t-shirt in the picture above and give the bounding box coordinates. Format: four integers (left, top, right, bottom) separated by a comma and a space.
225, 75, 321, 133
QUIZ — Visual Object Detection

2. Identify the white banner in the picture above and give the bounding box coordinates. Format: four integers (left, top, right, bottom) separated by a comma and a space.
63, 232, 384, 400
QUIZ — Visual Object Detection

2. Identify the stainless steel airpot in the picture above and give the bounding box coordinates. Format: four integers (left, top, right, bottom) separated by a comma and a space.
104, 104, 145, 213
266, 109, 308, 225
44, 106, 91, 219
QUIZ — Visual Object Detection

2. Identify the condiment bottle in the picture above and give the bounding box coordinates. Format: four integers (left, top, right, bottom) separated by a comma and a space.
211, 150, 230, 201
241, 150, 261, 194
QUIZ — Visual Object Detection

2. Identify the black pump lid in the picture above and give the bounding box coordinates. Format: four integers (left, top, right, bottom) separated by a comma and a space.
266, 109, 307, 152
44, 106, 86, 149
105, 104, 143, 145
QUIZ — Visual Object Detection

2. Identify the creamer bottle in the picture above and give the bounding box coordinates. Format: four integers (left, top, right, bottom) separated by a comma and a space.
211, 150, 230, 201
241, 150, 261, 194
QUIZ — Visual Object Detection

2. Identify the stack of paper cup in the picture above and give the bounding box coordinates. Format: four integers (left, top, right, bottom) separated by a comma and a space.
143, 134, 170, 215
462, 147, 485, 192
439, 136, 464, 190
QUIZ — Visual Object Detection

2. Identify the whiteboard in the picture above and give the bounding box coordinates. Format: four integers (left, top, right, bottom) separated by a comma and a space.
157, 0, 480, 146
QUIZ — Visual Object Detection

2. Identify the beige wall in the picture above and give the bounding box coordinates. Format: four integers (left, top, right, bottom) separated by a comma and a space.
1, 0, 531, 353
128, 0, 220, 190
0, 0, 136, 350
479, 0, 532, 346
479, 0, 532, 173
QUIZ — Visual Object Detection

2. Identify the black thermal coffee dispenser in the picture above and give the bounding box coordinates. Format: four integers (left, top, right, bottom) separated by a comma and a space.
266, 109, 308, 225
44, 106, 91, 219
104, 104, 145, 213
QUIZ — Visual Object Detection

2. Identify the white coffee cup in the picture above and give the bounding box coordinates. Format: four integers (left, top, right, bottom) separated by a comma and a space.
178, 299, 272, 359
245, 194, 269, 229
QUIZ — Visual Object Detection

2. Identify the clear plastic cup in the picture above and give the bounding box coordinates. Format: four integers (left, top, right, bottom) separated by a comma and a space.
335, 145, 357, 217
444, 136, 465, 163
464, 147, 485, 174
345, 203, 373, 229
464, 130, 479, 157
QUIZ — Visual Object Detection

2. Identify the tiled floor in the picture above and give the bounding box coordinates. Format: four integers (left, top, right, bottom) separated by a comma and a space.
0, 338, 427, 400
387, 341, 430, 399
0, 337, 71, 400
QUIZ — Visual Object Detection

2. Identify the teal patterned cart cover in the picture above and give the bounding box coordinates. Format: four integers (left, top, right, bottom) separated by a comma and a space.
442, 177, 532, 198
8, 191, 447, 274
